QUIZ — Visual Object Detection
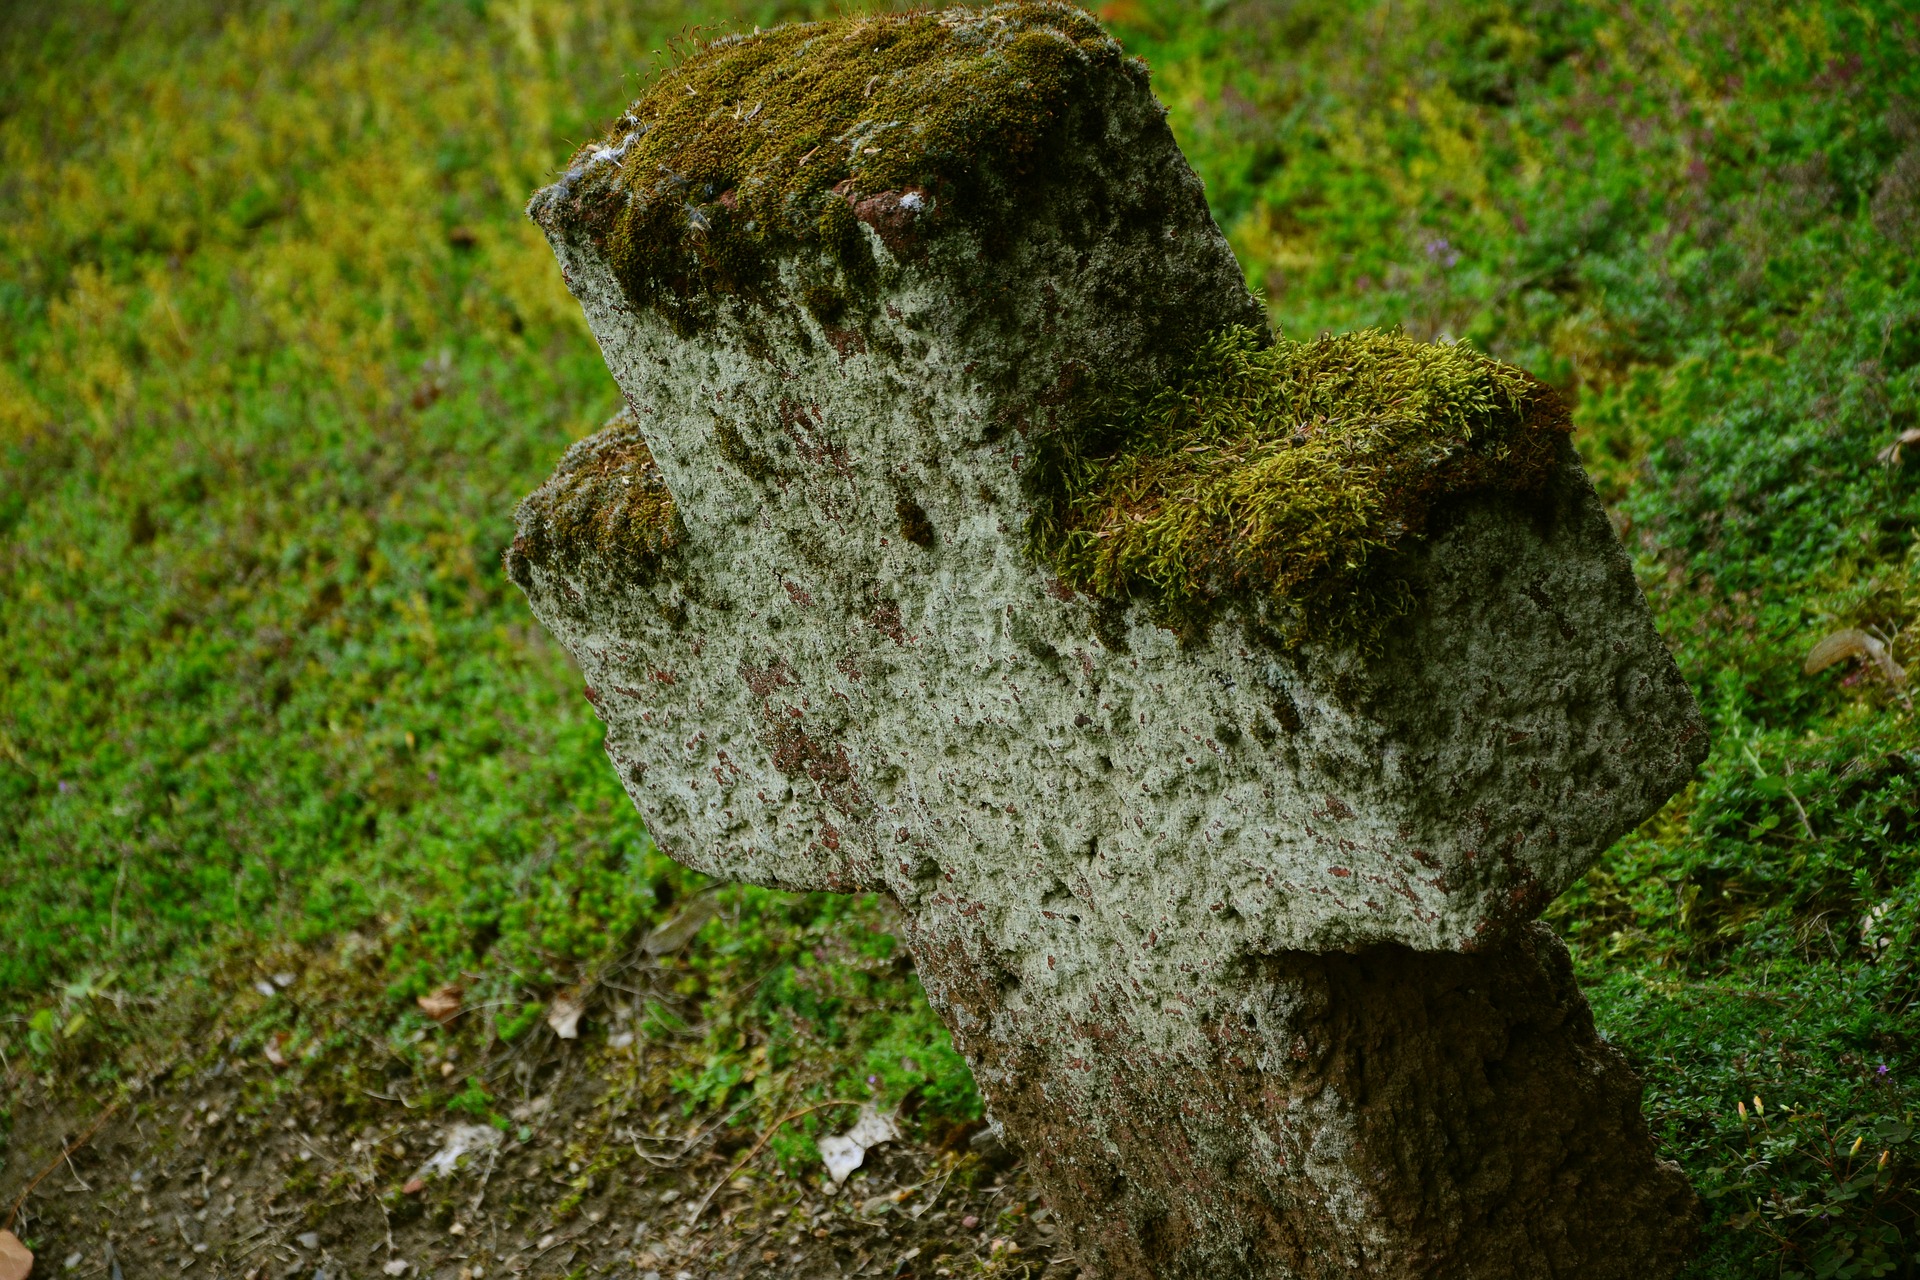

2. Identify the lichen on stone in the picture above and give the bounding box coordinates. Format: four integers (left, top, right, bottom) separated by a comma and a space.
509, 409, 682, 585
1027, 325, 1573, 642
526, 1, 1127, 332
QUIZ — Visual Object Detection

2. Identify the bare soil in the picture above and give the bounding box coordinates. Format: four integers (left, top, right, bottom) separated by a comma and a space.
1, 1045, 1067, 1280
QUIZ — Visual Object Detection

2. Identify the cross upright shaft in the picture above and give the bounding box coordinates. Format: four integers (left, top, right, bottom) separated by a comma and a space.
508, 6, 1706, 1274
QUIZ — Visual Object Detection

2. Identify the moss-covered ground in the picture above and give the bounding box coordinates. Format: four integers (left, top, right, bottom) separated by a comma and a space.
2, 1, 1917, 1276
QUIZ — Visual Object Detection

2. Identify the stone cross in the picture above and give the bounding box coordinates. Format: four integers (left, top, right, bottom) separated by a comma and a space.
507, 5, 1708, 1275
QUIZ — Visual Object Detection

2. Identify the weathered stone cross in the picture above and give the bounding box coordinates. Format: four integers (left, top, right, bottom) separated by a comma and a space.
508, 5, 1708, 1275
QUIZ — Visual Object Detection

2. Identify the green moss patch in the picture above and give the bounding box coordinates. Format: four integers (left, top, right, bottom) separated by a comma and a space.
1028, 326, 1572, 643
532, 1, 1126, 332
511, 412, 682, 585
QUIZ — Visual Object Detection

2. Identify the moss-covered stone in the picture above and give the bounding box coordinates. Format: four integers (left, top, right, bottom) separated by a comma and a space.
514, 13, 1707, 1272
526, 2, 1127, 333
509, 410, 681, 587
1027, 325, 1572, 642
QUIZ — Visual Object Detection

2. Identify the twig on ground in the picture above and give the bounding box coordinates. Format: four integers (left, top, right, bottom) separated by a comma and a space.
61, 1143, 94, 1192
361, 1087, 416, 1108
689, 1099, 863, 1225
908, 1154, 970, 1219
4, 1097, 125, 1231
469, 1139, 502, 1215
634, 1096, 760, 1169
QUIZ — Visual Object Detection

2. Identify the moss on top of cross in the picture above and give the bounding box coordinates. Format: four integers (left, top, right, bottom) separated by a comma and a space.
529, 2, 1127, 333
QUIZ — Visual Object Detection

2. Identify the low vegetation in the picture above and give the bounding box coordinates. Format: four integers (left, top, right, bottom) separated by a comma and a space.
2, 0, 1916, 1275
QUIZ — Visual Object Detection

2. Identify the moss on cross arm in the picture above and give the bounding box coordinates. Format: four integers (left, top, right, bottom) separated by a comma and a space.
510, 410, 683, 586
527, 2, 1128, 333
1027, 326, 1573, 644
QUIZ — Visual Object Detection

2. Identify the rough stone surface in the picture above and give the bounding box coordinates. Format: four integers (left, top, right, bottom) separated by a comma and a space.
936, 922, 1699, 1279
509, 6, 1707, 1275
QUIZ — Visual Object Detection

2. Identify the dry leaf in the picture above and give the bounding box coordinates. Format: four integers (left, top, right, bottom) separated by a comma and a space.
263, 1031, 290, 1068
642, 894, 719, 956
1805, 628, 1908, 686
416, 983, 463, 1024
1876, 427, 1920, 466
0, 1230, 30, 1280
546, 993, 584, 1039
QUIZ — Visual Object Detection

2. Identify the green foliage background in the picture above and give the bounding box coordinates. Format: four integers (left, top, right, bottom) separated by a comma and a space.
2, 0, 1917, 1273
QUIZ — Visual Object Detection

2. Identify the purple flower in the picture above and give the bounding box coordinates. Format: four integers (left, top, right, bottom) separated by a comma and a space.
1423, 237, 1460, 268
1878, 1063, 1891, 1077
57, 780, 71, 794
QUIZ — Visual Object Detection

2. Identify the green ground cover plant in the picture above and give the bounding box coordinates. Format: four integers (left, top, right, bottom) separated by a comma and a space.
2, 0, 1917, 1274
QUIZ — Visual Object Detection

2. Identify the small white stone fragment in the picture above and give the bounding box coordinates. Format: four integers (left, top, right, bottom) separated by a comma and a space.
817, 1105, 901, 1184
546, 994, 584, 1039
416, 1124, 502, 1179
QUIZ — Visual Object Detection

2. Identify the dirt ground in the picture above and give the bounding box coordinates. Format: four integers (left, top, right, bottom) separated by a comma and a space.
0, 1039, 1068, 1280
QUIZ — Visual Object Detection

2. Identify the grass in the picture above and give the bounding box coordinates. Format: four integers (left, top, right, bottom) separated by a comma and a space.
2, 0, 1917, 1274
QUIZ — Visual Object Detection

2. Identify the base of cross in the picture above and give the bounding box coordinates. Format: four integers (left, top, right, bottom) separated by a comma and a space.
911, 920, 1698, 1279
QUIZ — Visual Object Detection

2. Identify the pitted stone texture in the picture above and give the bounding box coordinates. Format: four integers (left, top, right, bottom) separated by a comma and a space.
517, 411, 1696, 965
510, 9, 1705, 1276
912, 918, 1698, 1279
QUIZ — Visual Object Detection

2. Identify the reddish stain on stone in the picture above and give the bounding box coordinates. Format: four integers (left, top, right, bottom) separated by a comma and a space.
779, 399, 853, 477
851, 186, 933, 255
738, 655, 797, 697
868, 600, 908, 645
